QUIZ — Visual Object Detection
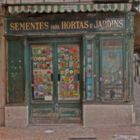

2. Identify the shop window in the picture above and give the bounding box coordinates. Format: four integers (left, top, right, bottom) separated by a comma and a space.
85, 39, 94, 100
84, 36, 125, 102
8, 39, 25, 104
31, 45, 53, 101
100, 38, 123, 100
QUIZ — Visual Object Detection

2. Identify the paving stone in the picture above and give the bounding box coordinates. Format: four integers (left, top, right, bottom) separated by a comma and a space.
134, 82, 140, 124
113, 135, 138, 140
0, 125, 140, 140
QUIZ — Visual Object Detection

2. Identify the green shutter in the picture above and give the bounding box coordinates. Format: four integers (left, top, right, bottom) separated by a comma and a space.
104, 4, 108, 12
83, 4, 87, 12
111, 4, 115, 11
44, 4, 47, 13
118, 4, 121, 11
76, 4, 80, 12
8, 39, 25, 104
58, 5, 62, 13
37, 5, 40, 12
18, 5, 21, 13
90, 4, 94, 12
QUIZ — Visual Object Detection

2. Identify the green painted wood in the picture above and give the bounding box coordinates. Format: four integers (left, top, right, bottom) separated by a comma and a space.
127, 12, 135, 98
83, 35, 87, 101
104, 4, 108, 12
99, 36, 102, 100
54, 43, 58, 111
83, 35, 98, 101
82, 35, 86, 101
44, 5, 47, 12
90, 4, 94, 12
94, 37, 97, 100
8, 38, 25, 104
79, 39, 84, 104
29, 38, 82, 122
58, 5, 61, 13
24, 37, 32, 120
96, 37, 100, 101
76, 5, 80, 12
18, 5, 21, 13
111, 4, 115, 11
118, 4, 121, 11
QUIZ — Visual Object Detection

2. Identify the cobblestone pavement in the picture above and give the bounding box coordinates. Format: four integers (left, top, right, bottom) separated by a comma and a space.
0, 124, 140, 140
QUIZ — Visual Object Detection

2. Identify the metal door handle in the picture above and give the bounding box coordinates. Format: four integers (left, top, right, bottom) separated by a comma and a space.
58, 74, 60, 81
31, 83, 34, 87
51, 74, 53, 81
77, 74, 80, 81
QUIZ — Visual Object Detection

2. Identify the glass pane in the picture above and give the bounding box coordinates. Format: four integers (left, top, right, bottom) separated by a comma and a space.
101, 39, 123, 100
58, 45, 80, 100
32, 45, 53, 101
86, 40, 94, 100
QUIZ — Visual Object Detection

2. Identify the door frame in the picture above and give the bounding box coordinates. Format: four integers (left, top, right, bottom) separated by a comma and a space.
26, 36, 83, 123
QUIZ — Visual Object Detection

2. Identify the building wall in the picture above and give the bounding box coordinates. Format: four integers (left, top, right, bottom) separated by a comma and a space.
0, 5, 6, 126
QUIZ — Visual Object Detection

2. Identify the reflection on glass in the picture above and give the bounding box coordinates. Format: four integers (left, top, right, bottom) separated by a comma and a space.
32, 45, 53, 101
101, 39, 123, 100
86, 40, 94, 100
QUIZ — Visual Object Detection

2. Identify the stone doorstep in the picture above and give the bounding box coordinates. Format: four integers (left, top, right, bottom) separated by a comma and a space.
112, 135, 139, 140
69, 138, 97, 140
83, 104, 134, 127
5, 106, 28, 128
0, 108, 4, 126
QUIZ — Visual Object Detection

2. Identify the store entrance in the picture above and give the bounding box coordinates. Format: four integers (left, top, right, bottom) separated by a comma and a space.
30, 41, 82, 123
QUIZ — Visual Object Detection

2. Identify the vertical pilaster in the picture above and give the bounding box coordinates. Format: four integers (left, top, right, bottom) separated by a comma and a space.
0, 6, 6, 126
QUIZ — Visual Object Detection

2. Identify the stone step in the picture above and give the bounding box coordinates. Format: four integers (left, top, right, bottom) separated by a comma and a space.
135, 107, 140, 109
133, 82, 140, 125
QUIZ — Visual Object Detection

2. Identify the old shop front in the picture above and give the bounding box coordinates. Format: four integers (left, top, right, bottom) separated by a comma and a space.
4, 3, 135, 127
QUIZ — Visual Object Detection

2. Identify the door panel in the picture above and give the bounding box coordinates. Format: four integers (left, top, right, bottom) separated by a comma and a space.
58, 45, 80, 100
30, 42, 81, 123
32, 45, 53, 101
57, 44, 81, 121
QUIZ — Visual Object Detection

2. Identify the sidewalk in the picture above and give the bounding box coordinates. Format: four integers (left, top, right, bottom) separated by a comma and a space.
0, 124, 140, 140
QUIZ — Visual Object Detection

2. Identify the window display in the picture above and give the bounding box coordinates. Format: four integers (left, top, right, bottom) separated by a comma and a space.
58, 45, 80, 100
86, 40, 94, 100
101, 39, 123, 100
32, 45, 53, 101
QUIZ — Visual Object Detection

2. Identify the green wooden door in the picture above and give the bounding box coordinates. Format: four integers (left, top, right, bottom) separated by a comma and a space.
30, 42, 81, 123
8, 38, 25, 104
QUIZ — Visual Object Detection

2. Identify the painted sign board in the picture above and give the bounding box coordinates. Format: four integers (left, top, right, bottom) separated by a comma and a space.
5, 13, 126, 35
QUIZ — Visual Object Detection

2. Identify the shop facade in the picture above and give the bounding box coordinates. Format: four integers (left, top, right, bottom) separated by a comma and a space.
4, 3, 135, 127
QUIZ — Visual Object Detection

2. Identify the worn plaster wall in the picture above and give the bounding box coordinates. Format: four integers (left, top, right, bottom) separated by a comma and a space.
83, 104, 135, 127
